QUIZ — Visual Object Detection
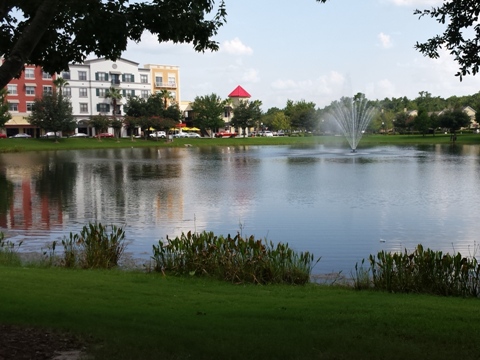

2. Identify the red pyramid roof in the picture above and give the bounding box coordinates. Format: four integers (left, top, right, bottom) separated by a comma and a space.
228, 85, 251, 98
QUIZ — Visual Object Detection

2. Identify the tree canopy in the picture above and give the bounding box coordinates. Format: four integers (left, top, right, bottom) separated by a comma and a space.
0, 0, 227, 88
0, 88, 10, 129
191, 93, 226, 133
414, 1, 480, 80
231, 100, 262, 136
28, 91, 75, 136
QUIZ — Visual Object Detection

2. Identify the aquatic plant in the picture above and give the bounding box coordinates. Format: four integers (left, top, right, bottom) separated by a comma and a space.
152, 231, 319, 285
60, 222, 127, 269
0, 232, 22, 266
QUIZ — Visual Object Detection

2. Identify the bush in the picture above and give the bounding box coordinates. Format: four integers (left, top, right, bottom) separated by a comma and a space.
59, 222, 127, 269
152, 231, 319, 285
362, 244, 480, 297
0, 232, 22, 266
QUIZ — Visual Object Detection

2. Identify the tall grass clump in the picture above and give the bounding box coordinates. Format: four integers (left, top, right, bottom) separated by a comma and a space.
0, 232, 22, 266
59, 222, 127, 269
152, 231, 319, 285
366, 244, 480, 297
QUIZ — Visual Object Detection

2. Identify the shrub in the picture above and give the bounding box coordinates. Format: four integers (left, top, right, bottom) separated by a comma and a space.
0, 232, 22, 266
60, 222, 127, 269
152, 231, 319, 285
364, 244, 480, 297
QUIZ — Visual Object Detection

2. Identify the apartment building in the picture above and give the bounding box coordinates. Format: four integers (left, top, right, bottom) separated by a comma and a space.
3, 64, 56, 137
144, 64, 180, 106
3, 57, 180, 137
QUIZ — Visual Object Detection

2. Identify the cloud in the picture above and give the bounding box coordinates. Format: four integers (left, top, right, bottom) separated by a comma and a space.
221, 38, 253, 55
242, 68, 260, 83
378, 32, 393, 49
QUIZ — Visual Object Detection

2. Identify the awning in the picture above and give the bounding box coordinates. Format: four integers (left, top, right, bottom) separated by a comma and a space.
175, 123, 186, 128
25, 83, 37, 86
183, 127, 200, 131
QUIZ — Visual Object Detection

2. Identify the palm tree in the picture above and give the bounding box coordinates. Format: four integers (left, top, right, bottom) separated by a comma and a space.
105, 87, 122, 138
105, 87, 122, 116
53, 77, 69, 96
158, 89, 173, 108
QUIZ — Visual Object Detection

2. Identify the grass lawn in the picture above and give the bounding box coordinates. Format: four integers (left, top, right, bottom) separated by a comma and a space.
1, 265, 479, 359
1, 133, 480, 153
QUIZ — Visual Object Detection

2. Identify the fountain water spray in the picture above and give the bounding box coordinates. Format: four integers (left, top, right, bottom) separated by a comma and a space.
328, 95, 376, 153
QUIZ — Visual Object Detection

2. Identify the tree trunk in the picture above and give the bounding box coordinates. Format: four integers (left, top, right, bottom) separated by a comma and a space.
0, 0, 60, 89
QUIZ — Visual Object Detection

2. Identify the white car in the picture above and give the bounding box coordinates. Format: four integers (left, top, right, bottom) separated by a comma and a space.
173, 132, 189, 138
150, 131, 166, 139
10, 133, 31, 138
71, 132, 89, 138
41, 132, 61, 138
187, 132, 201, 138
262, 131, 274, 137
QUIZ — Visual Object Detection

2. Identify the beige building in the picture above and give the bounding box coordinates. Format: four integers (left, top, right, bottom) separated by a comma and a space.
144, 64, 180, 106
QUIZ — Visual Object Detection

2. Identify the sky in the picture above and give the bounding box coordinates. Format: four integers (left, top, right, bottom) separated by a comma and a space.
122, 0, 480, 111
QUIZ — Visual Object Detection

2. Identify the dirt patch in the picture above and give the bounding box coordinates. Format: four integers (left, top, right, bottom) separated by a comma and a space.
0, 325, 89, 360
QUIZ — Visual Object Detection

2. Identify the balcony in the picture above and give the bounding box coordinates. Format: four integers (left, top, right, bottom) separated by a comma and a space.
111, 79, 121, 86
155, 81, 176, 88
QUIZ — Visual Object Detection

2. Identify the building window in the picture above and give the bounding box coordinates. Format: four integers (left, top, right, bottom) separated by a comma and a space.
78, 71, 87, 81
8, 103, 18, 111
43, 86, 53, 95
97, 103, 110, 113
141, 90, 149, 99
96, 72, 108, 81
96, 88, 107, 97
168, 76, 176, 86
122, 89, 135, 97
155, 76, 163, 87
42, 71, 52, 79
61, 71, 70, 80
123, 73, 134, 83
140, 74, 148, 83
25, 68, 35, 79
26, 102, 34, 112
63, 87, 71, 97
25, 86, 35, 96
79, 103, 88, 113
7, 85, 17, 95
79, 88, 88, 97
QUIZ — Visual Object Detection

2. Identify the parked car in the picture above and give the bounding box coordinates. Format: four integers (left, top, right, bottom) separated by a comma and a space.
215, 131, 237, 138
149, 131, 166, 139
71, 132, 89, 138
10, 133, 31, 138
97, 133, 114, 138
187, 132, 201, 138
262, 131, 274, 137
0, 133, 7, 139
41, 132, 61, 138
173, 132, 189, 138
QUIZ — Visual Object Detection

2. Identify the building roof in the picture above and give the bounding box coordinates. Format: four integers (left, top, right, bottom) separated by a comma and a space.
228, 85, 251, 98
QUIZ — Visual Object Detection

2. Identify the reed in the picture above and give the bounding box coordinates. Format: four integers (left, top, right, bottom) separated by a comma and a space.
152, 231, 319, 285
365, 244, 480, 297
0, 232, 22, 266
59, 222, 127, 269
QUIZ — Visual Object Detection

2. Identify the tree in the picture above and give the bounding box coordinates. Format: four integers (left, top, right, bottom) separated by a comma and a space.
0, 88, 11, 129
191, 93, 226, 135
105, 87, 122, 118
437, 109, 471, 137
53, 77, 69, 96
89, 115, 110, 139
284, 100, 317, 131
393, 112, 410, 134
231, 100, 262, 137
413, 109, 431, 136
414, 2, 480, 80
0, 0, 227, 89
158, 89, 173, 108
28, 92, 74, 140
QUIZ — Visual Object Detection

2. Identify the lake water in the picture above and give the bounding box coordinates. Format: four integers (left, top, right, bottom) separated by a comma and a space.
1, 143, 480, 275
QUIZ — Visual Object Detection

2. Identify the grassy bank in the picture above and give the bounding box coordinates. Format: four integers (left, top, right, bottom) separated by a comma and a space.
1, 265, 479, 359
1, 133, 480, 153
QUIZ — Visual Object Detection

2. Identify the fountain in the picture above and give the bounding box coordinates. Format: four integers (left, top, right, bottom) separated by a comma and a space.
328, 95, 376, 153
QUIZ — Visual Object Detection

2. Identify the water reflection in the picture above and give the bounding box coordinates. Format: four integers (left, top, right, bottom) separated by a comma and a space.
1, 144, 480, 274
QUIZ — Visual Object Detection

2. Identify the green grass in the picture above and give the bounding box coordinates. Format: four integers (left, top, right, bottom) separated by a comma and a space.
1, 265, 480, 359
2, 133, 480, 153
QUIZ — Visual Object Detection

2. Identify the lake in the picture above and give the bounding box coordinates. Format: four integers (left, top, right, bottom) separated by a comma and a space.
1, 143, 480, 275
